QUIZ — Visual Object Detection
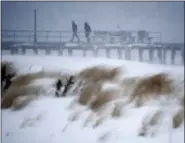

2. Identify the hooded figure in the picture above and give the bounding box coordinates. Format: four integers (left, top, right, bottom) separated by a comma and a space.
70, 21, 80, 43
84, 22, 92, 43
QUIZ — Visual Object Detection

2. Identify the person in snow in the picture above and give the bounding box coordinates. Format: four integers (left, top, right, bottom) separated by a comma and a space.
70, 21, 80, 43
84, 21, 92, 43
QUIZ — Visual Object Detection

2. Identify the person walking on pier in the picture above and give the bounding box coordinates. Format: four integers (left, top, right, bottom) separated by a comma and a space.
84, 21, 92, 43
70, 21, 80, 43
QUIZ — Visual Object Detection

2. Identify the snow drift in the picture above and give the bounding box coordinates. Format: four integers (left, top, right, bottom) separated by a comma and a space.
1, 55, 184, 143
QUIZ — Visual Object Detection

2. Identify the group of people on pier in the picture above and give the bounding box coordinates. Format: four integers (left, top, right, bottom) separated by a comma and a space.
70, 21, 92, 43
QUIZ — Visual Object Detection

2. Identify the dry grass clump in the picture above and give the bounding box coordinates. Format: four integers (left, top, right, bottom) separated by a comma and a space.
129, 73, 173, 104
10, 72, 45, 86
173, 108, 184, 128
138, 110, 163, 137
1, 61, 17, 75
77, 83, 101, 105
93, 116, 105, 128
1, 69, 67, 110
10, 70, 65, 87
12, 95, 37, 110
89, 89, 121, 112
77, 65, 122, 83
111, 103, 123, 118
2, 71, 45, 99
147, 110, 163, 126
75, 65, 124, 110
70, 65, 123, 100
134, 97, 145, 107
1, 85, 41, 109
68, 68, 183, 131
120, 76, 139, 87
72, 80, 123, 127
75, 85, 123, 128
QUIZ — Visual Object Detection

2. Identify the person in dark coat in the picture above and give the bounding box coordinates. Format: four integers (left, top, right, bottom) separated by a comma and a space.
84, 22, 92, 43
70, 21, 80, 43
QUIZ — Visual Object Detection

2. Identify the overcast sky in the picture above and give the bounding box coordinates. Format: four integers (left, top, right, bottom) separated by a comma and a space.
1, 1, 184, 43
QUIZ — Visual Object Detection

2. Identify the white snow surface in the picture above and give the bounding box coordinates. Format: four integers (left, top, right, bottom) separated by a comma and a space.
104, 43, 122, 47
12, 43, 35, 47
65, 43, 79, 47
1, 55, 184, 143
127, 43, 152, 48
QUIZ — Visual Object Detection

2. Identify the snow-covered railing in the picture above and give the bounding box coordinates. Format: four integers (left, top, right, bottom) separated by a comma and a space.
1, 30, 86, 43
1, 29, 162, 44
1, 29, 183, 65
1, 41, 184, 65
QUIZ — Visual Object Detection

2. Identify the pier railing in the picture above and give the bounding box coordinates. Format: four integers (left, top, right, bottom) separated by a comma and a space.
1, 29, 184, 65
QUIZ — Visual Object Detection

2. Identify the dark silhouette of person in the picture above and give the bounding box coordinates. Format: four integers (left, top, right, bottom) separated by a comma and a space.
84, 22, 92, 43
70, 21, 80, 43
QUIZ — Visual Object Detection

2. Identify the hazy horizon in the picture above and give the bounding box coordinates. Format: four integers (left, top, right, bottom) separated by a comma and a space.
1, 1, 184, 43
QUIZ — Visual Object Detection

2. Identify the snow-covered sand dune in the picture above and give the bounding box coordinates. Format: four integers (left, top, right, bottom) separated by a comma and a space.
1, 55, 184, 143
